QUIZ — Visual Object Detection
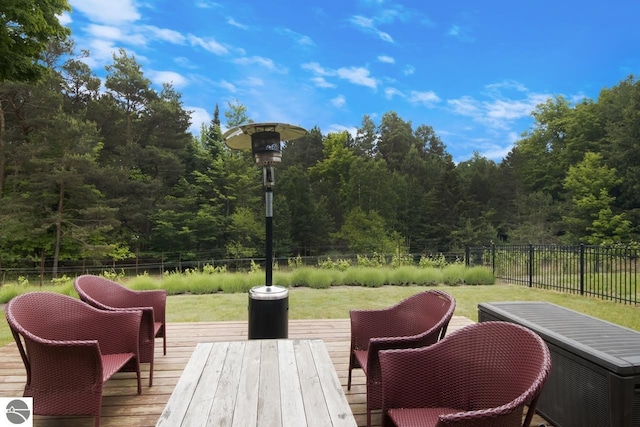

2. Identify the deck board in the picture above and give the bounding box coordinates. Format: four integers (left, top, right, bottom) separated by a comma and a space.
0, 317, 553, 426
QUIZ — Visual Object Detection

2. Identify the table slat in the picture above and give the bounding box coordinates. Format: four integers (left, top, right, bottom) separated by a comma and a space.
156, 342, 213, 427
309, 339, 358, 426
232, 340, 261, 427
257, 340, 282, 427
278, 340, 307, 427
205, 341, 245, 426
181, 342, 228, 426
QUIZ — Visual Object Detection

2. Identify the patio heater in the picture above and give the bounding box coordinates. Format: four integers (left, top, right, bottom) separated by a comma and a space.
223, 122, 307, 339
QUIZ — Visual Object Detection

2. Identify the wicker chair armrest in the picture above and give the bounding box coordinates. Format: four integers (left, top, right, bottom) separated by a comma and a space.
82, 310, 142, 355
438, 402, 526, 427
128, 290, 167, 322
103, 305, 156, 337
26, 339, 105, 389
366, 334, 431, 383
349, 306, 396, 350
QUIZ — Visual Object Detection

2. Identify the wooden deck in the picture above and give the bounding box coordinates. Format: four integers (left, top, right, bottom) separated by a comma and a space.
0, 317, 553, 426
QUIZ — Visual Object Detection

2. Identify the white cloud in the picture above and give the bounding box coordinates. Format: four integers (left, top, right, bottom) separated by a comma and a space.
69, 0, 140, 25
476, 141, 513, 161
86, 24, 124, 40
384, 87, 404, 99
378, 55, 395, 64
148, 70, 189, 88
311, 77, 336, 88
350, 15, 394, 43
448, 96, 481, 116
188, 106, 211, 135
484, 80, 527, 94
302, 62, 329, 76
142, 26, 187, 44
195, 1, 221, 8
84, 24, 144, 46
326, 124, 357, 137
303, 62, 378, 90
227, 17, 249, 30
448, 84, 551, 129
336, 67, 378, 89
486, 99, 538, 121
331, 95, 347, 108
82, 39, 119, 68
58, 13, 72, 26
447, 24, 474, 42
233, 56, 277, 71
239, 77, 264, 87
217, 80, 237, 92
278, 28, 315, 46
403, 65, 415, 76
174, 57, 197, 69
188, 35, 229, 55
408, 90, 441, 106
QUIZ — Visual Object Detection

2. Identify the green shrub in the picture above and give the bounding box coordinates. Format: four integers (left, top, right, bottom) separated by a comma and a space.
202, 263, 228, 274
442, 264, 466, 285
343, 267, 387, 287
128, 275, 162, 290
162, 274, 191, 295
356, 252, 387, 267
390, 249, 413, 268
50, 274, 72, 286
419, 254, 447, 268
100, 269, 126, 281
464, 266, 495, 285
388, 266, 442, 285
274, 271, 292, 287
219, 273, 254, 293
290, 267, 319, 287
249, 260, 262, 274
187, 275, 220, 294
315, 269, 341, 289
0, 285, 23, 304
317, 257, 352, 270
287, 255, 304, 269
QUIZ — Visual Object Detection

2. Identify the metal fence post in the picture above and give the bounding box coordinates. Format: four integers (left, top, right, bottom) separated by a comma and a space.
580, 243, 585, 295
529, 243, 534, 288
465, 246, 470, 267
492, 244, 496, 276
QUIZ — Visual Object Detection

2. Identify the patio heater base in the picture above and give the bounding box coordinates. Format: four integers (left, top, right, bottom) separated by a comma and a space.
248, 285, 288, 339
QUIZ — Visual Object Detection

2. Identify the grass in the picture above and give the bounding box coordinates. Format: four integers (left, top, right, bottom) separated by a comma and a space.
161, 283, 640, 329
0, 280, 640, 345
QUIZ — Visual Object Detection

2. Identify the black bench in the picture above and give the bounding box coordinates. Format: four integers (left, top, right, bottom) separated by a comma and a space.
478, 301, 640, 427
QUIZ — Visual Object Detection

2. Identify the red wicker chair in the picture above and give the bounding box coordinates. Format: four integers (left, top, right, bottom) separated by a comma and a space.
5, 292, 142, 427
74, 274, 167, 387
348, 290, 456, 426
379, 321, 552, 427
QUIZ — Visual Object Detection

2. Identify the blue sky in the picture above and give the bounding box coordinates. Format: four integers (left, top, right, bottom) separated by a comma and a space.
61, 0, 640, 163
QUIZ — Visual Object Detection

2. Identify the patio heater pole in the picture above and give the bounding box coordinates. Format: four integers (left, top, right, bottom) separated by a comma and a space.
223, 123, 307, 339
264, 166, 274, 286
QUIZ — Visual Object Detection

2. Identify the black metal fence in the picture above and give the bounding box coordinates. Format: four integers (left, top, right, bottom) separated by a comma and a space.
466, 244, 639, 305
0, 251, 465, 286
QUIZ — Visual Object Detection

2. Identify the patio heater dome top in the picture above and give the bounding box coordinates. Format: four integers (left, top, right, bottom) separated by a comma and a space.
222, 122, 307, 151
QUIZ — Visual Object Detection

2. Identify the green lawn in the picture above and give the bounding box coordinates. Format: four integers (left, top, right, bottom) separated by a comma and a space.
2, 282, 638, 347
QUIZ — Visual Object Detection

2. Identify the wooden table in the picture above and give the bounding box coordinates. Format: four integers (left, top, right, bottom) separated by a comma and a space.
157, 339, 357, 427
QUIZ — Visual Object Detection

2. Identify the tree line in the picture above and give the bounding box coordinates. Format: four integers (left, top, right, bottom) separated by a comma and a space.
1, 5, 639, 275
